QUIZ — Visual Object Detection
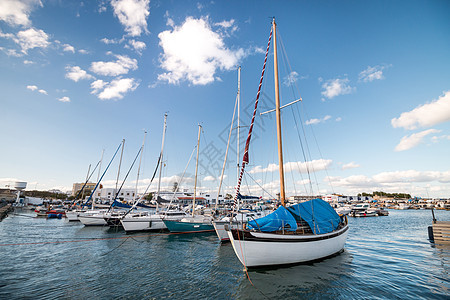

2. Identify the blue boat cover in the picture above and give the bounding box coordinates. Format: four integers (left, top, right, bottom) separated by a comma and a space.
287, 198, 340, 234
247, 206, 298, 232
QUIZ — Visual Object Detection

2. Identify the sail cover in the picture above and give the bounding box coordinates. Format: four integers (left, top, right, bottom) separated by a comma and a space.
247, 206, 297, 232
287, 198, 340, 234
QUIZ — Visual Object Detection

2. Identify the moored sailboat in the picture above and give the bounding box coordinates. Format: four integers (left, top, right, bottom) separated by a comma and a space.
226, 18, 349, 268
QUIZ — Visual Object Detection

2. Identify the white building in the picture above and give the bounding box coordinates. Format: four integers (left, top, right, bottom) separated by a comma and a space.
92, 188, 136, 204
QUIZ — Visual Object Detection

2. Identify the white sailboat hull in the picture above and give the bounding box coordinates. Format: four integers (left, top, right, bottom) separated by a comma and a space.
120, 215, 166, 232
227, 224, 349, 267
78, 211, 108, 226
65, 210, 82, 221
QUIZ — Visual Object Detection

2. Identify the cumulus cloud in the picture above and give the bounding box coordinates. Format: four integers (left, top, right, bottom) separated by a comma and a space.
283, 71, 299, 86
15, 27, 50, 53
23, 59, 34, 64
100, 37, 120, 44
62, 43, 75, 53
342, 162, 360, 170
359, 65, 390, 82
203, 176, 216, 181
0, 0, 42, 27
127, 39, 146, 54
26, 84, 46, 94
90, 54, 138, 76
305, 115, 331, 125
394, 129, 441, 151
249, 159, 332, 174
65, 66, 94, 82
158, 17, 244, 85
58, 96, 70, 102
431, 135, 450, 142
111, 0, 150, 37
391, 91, 450, 130
321, 77, 354, 100
90, 77, 139, 100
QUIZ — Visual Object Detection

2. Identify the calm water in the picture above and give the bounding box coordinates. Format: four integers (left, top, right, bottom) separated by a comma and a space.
0, 209, 449, 299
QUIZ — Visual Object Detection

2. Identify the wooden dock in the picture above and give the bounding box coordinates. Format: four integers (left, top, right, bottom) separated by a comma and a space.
432, 221, 450, 245
0, 203, 12, 221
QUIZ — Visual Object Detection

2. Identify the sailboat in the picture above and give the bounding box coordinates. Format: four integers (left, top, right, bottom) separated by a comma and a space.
226, 18, 349, 268
120, 114, 190, 232
162, 125, 215, 233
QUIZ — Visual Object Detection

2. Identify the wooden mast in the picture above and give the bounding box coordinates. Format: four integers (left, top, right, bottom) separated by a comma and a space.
192, 124, 202, 216
273, 18, 286, 206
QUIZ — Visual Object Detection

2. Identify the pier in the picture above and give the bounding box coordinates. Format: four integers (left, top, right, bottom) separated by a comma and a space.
0, 203, 12, 221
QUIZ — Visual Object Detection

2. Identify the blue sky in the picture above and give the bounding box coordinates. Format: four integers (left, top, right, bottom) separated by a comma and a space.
1, 0, 449, 198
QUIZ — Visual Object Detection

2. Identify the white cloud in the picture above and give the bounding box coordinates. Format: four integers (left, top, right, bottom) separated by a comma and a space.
391, 91, 450, 130
335, 117, 342, 122
0, 0, 42, 27
283, 71, 298, 86
321, 77, 354, 99
58, 96, 70, 102
203, 176, 216, 181
372, 170, 446, 183
26, 85, 37, 91
90, 77, 139, 100
78, 49, 88, 54
158, 17, 244, 85
359, 65, 390, 82
305, 115, 331, 125
38, 89, 47, 94
342, 162, 360, 170
15, 27, 50, 53
65, 66, 94, 82
62, 43, 75, 53
127, 39, 146, 54
100, 37, 119, 44
23, 59, 33, 64
90, 54, 138, 76
249, 159, 332, 174
111, 0, 150, 37
431, 135, 450, 142
394, 129, 441, 151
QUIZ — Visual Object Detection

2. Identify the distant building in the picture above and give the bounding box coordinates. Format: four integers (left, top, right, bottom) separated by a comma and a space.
323, 194, 374, 203
92, 188, 136, 204
72, 182, 96, 197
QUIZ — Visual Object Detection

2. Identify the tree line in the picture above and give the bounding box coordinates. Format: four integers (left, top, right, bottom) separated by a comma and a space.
357, 191, 411, 199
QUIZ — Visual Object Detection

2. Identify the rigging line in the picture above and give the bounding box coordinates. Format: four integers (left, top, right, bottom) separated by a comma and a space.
123, 152, 161, 217
71, 160, 101, 208
216, 91, 239, 211
302, 102, 336, 194
164, 145, 197, 214
244, 170, 277, 200
82, 142, 123, 207
233, 26, 273, 213
107, 145, 143, 212
277, 29, 317, 196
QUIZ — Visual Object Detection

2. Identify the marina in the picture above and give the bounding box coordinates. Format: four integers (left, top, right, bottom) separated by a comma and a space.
0, 208, 449, 299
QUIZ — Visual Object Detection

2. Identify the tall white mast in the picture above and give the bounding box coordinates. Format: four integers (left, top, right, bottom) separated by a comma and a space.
273, 18, 286, 206
156, 114, 168, 204
192, 124, 201, 217
115, 139, 125, 193
134, 131, 147, 203
215, 67, 240, 211
94, 149, 104, 210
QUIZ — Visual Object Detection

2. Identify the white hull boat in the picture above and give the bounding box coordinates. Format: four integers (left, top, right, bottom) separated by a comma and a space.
78, 210, 108, 226
120, 211, 188, 232
227, 221, 349, 267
